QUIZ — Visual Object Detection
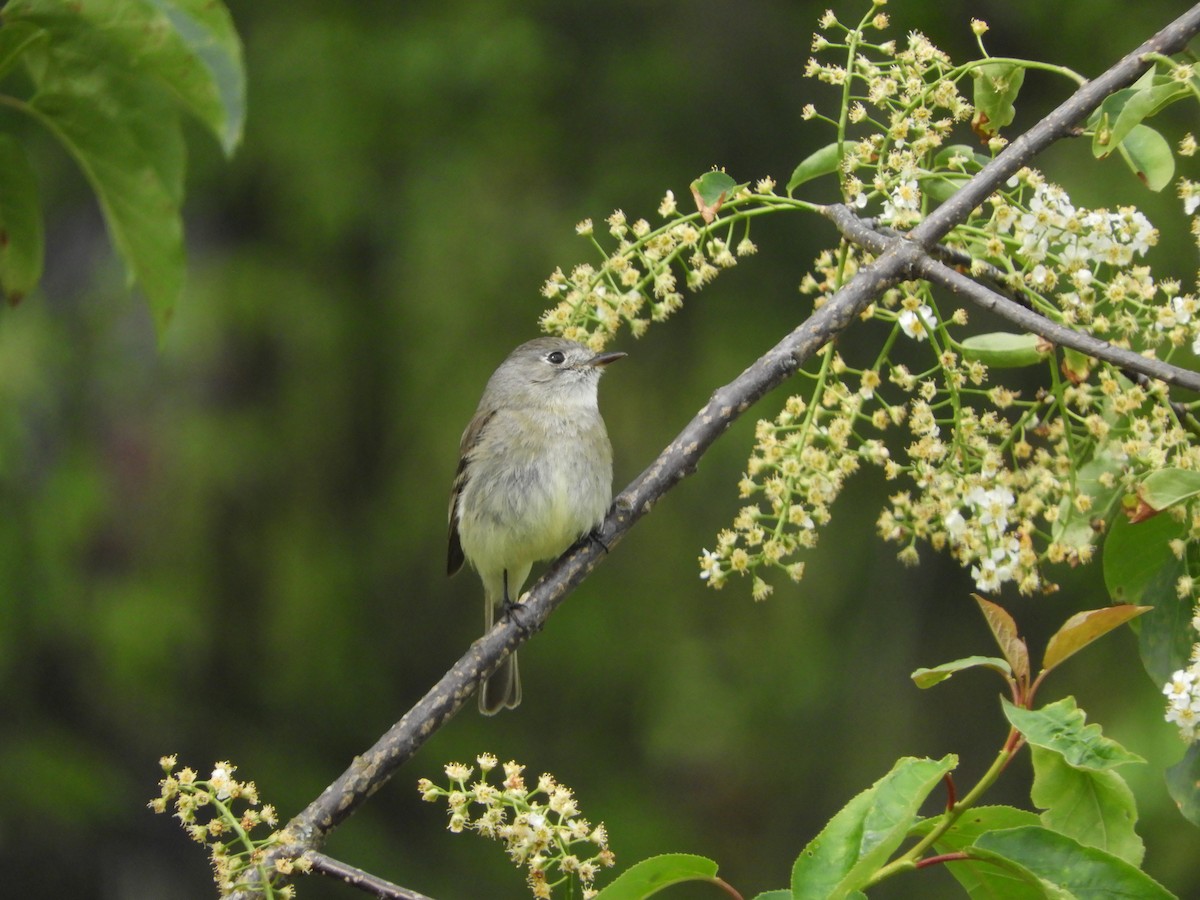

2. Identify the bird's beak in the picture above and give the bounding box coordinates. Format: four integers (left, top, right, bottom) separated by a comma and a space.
585, 350, 627, 368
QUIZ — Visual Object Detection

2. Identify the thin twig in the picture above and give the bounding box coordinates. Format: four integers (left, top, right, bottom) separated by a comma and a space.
825, 203, 1200, 392
228, 6, 1200, 897
303, 852, 437, 900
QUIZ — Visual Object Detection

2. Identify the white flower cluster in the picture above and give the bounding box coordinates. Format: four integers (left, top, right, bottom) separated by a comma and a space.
1164, 661, 1200, 742
944, 484, 1026, 592
996, 178, 1157, 269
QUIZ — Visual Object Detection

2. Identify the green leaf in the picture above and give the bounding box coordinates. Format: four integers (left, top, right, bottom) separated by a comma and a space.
6, 0, 245, 154
1050, 448, 1124, 553
1001, 697, 1145, 771
975, 595, 1030, 684
689, 170, 740, 223
0, 134, 44, 304
971, 62, 1026, 137
1165, 744, 1200, 828
960, 332, 1049, 368
1041, 606, 1149, 674
1102, 513, 1191, 685
0, 19, 47, 82
925, 145, 991, 203
591, 854, 721, 900
27, 89, 184, 334
912, 655, 1012, 689
1115, 124, 1174, 191
791, 755, 957, 900
912, 806, 1047, 900
1030, 746, 1143, 865
751, 892, 794, 900
973, 826, 1174, 899
788, 143, 840, 194
1091, 81, 1190, 159
1137, 468, 1200, 513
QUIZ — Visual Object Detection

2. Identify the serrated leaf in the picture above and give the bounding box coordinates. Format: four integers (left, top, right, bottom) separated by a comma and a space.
0, 134, 44, 304
1002, 697, 1145, 770
975, 595, 1030, 684
912, 655, 1012, 688
912, 806, 1048, 900
792, 756, 957, 900
973, 826, 1174, 899
6, 0, 245, 154
960, 332, 1049, 368
27, 89, 183, 335
1102, 513, 1191, 685
1165, 743, 1200, 828
1115, 124, 1174, 191
690, 170, 739, 223
788, 142, 840, 194
1042, 606, 1150, 673
1136, 468, 1200, 513
591, 854, 720, 900
1030, 746, 1143, 865
751, 892, 794, 900
971, 62, 1026, 138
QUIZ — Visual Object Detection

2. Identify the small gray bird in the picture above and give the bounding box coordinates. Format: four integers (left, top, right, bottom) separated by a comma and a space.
448, 337, 625, 714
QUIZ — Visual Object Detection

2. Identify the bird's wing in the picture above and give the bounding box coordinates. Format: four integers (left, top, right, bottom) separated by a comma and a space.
447, 408, 495, 576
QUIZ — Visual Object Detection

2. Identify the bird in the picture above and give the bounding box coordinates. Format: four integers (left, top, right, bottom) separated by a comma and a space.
448, 336, 625, 713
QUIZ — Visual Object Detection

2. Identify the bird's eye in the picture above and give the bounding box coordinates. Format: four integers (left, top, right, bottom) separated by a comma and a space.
546, 350, 566, 365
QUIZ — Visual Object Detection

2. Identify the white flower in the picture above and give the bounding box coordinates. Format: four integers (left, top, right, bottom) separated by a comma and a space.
1164, 668, 1197, 706
210, 764, 234, 800
943, 509, 966, 539
898, 304, 935, 340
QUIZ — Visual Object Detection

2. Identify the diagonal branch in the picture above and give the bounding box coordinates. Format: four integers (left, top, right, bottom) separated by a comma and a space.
822, 204, 1200, 393
303, 852, 435, 900
230, 5, 1200, 897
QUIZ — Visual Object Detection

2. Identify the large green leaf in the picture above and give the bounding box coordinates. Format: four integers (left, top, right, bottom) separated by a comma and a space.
0, 134, 44, 304
1091, 79, 1191, 159
591, 854, 721, 900
1102, 513, 1191, 685
6, 0, 244, 153
973, 826, 1174, 899
26, 89, 184, 333
1165, 744, 1200, 828
1115, 123, 1174, 191
1030, 746, 1143, 865
913, 806, 1047, 900
1002, 697, 1145, 771
791, 755, 956, 899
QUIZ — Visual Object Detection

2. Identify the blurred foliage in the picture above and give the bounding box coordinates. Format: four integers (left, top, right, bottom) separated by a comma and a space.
0, 1, 1197, 898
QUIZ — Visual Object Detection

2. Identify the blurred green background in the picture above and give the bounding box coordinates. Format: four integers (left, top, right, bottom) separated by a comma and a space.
1, 0, 1197, 897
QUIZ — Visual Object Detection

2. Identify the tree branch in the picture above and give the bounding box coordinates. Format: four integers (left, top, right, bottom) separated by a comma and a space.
303, 852, 436, 900
823, 204, 1200, 393
229, 5, 1200, 897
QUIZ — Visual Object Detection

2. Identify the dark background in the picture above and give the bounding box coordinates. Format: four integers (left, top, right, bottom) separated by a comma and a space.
1, 1, 1197, 897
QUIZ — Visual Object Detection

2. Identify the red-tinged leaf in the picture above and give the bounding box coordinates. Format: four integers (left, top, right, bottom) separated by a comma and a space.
975, 594, 1029, 683
1042, 606, 1150, 673
1121, 493, 1158, 524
